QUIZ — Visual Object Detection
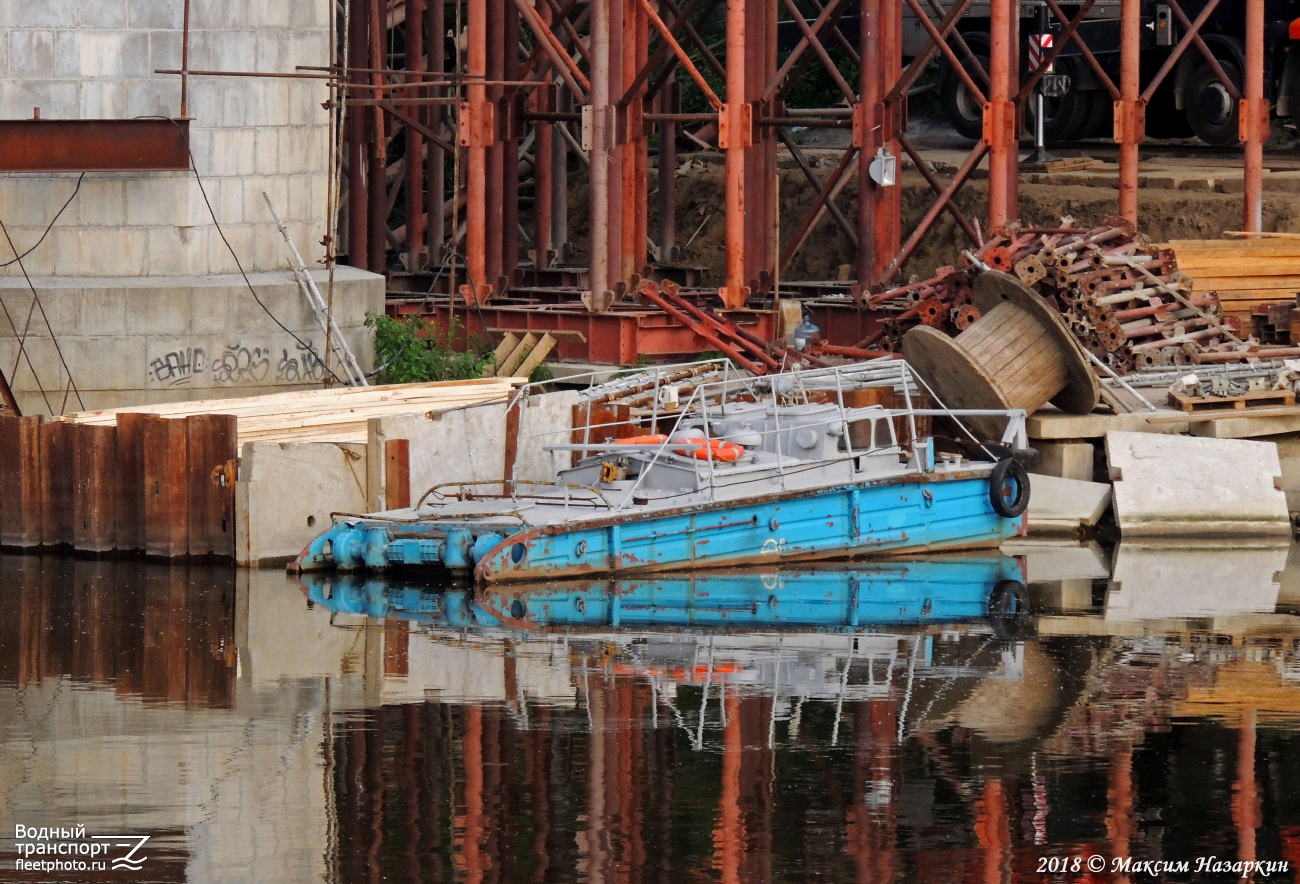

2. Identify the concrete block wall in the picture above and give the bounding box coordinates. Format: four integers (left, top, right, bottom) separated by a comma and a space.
0, 0, 331, 277
0, 266, 382, 414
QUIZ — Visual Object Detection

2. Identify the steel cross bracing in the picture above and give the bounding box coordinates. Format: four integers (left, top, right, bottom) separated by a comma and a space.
328, 0, 1269, 359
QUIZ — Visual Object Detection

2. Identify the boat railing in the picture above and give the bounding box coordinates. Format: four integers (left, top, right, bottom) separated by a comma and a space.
448, 358, 1026, 510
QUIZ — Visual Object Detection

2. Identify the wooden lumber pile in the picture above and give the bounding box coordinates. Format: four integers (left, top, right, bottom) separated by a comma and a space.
1166, 235, 1300, 325
59, 378, 522, 445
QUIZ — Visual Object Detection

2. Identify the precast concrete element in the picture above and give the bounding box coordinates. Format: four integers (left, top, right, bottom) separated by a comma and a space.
1024, 474, 1112, 536
366, 404, 510, 512
1031, 441, 1095, 482
0, 267, 383, 415
1106, 430, 1292, 537
236, 441, 369, 567
0, 0, 332, 278
1106, 539, 1290, 621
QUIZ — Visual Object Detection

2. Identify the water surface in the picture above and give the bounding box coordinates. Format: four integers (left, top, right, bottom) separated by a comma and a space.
3, 542, 1300, 882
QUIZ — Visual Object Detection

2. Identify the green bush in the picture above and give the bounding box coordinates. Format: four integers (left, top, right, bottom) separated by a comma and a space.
366, 313, 495, 383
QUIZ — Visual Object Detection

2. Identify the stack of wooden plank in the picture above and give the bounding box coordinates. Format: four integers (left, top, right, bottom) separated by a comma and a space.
59, 378, 523, 445
1166, 235, 1300, 326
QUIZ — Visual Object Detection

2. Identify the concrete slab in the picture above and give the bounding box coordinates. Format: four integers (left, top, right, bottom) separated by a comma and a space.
1106, 430, 1293, 537
1025, 474, 1112, 536
1189, 411, 1300, 439
235, 440, 369, 566
1106, 540, 1289, 621
1027, 407, 1190, 440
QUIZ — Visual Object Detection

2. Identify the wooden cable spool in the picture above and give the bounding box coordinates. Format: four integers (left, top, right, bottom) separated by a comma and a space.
901, 271, 1101, 438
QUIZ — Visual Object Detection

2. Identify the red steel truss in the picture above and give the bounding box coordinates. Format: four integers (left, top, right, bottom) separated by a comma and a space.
328, 0, 1267, 361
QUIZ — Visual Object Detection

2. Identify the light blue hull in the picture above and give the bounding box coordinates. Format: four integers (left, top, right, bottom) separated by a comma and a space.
476, 471, 1024, 584
296, 469, 1025, 585
296, 554, 1027, 633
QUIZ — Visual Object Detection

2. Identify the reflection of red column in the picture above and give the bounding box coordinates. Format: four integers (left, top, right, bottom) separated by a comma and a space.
586, 680, 607, 883
1234, 710, 1260, 870
528, 708, 552, 883
739, 697, 773, 884
1106, 743, 1132, 884
713, 693, 744, 884
462, 706, 486, 884
974, 779, 1009, 884
848, 701, 899, 884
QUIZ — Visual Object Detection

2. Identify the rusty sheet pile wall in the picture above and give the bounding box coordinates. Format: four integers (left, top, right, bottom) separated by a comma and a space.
0, 413, 237, 559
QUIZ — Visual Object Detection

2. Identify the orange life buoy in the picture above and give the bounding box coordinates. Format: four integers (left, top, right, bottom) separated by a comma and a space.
672, 437, 745, 462
616, 434, 668, 446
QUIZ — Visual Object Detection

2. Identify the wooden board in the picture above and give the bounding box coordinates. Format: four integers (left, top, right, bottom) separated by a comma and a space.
116, 412, 146, 552
1168, 389, 1297, 414
384, 439, 411, 509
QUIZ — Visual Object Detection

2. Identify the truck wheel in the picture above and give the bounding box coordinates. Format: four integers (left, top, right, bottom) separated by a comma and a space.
1186, 60, 1242, 147
940, 52, 989, 141
1040, 89, 1091, 143
1076, 89, 1114, 140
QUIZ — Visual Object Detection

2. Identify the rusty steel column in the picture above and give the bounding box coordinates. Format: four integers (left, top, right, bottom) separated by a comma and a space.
1117, 0, 1142, 224
553, 87, 569, 259
407, 0, 427, 271
501, 0, 521, 293
532, 0, 554, 269
986, 0, 1014, 228
367, 0, 388, 274
484, 0, 507, 293
857, 0, 883, 291
657, 82, 678, 262
427, 0, 445, 266
1243, 0, 1265, 232
461, 0, 493, 302
719, 0, 749, 308
346, 0, 368, 268
587, 0, 612, 309
747, 0, 776, 295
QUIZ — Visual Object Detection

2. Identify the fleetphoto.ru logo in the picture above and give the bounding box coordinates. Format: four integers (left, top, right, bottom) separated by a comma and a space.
13, 825, 149, 874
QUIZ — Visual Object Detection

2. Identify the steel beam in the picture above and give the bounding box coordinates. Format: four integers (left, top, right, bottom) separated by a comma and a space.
0, 119, 190, 172
405, 0, 427, 271
346, 0, 369, 268
461, 0, 493, 303
1117, 0, 1141, 224
986, 0, 1015, 229
1243, 0, 1265, 232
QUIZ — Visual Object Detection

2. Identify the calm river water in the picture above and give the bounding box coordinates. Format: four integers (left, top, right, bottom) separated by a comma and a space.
3, 541, 1300, 882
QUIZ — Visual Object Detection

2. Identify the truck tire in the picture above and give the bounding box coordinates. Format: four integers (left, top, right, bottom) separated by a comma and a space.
1186, 60, 1242, 147
1076, 89, 1113, 140
939, 51, 989, 141
1039, 89, 1092, 143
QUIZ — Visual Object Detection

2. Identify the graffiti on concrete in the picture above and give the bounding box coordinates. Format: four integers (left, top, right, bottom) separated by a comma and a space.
211, 342, 272, 384
149, 347, 207, 387
150, 338, 328, 387
276, 340, 326, 383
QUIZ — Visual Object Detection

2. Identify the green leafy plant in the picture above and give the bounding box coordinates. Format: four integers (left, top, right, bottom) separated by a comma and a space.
366, 313, 495, 383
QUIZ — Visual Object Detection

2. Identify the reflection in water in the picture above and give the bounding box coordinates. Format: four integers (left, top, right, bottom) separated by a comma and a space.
2, 548, 1300, 881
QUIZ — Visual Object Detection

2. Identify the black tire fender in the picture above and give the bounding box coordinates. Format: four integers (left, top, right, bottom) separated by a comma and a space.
989, 457, 1030, 518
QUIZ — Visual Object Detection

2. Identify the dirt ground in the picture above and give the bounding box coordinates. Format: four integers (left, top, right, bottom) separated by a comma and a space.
558, 147, 1300, 286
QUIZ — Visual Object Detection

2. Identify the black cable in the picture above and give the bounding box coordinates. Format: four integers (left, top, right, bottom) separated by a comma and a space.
0, 172, 84, 268
137, 116, 350, 386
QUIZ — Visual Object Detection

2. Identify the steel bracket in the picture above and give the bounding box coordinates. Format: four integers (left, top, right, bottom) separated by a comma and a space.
1112, 98, 1146, 144
1239, 97, 1270, 142
458, 101, 497, 147
717, 102, 752, 149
